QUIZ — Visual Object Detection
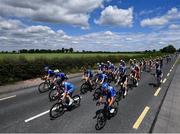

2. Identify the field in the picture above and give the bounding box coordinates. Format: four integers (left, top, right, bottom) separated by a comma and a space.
0, 53, 142, 61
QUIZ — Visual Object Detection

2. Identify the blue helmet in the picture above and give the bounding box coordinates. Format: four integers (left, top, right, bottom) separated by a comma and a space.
101, 83, 108, 90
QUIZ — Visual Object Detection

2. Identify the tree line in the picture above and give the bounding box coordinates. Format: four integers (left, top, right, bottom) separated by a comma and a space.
0, 45, 178, 54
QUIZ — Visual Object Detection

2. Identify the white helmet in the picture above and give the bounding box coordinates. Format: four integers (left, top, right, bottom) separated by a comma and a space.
54, 69, 60, 73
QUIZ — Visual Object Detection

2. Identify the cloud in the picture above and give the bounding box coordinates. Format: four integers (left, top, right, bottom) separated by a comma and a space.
0, 17, 25, 30
0, 17, 180, 51
24, 25, 55, 34
141, 7, 180, 27
141, 18, 168, 27
169, 24, 180, 29
95, 6, 133, 27
0, 0, 105, 29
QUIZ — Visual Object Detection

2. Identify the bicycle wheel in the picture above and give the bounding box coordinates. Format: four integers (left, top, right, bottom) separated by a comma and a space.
49, 89, 58, 101
72, 95, 81, 107
93, 88, 101, 100
96, 112, 106, 130
38, 82, 49, 93
112, 101, 119, 116
80, 83, 89, 94
49, 102, 64, 118
116, 90, 122, 102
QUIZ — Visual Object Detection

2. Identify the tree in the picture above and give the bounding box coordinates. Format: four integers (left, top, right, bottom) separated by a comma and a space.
62, 48, 65, 53
160, 45, 176, 53
69, 48, 73, 53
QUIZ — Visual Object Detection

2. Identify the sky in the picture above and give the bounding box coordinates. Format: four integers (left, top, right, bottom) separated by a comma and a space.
0, 0, 180, 52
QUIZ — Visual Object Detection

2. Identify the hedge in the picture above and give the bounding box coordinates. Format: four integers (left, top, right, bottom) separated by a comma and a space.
0, 53, 164, 85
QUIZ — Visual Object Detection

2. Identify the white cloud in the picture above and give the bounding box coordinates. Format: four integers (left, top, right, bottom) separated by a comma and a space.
141, 7, 180, 27
169, 24, 180, 29
95, 6, 133, 27
0, 0, 105, 29
0, 17, 25, 30
24, 25, 55, 34
141, 17, 168, 27
104, 31, 113, 36
0, 17, 180, 52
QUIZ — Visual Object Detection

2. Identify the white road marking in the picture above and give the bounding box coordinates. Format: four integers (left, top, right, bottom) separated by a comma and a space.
25, 110, 49, 122
170, 69, 172, 72
163, 78, 167, 83
167, 73, 170, 77
0, 95, 16, 101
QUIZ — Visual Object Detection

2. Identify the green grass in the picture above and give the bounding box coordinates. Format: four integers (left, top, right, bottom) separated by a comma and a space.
0, 53, 142, 61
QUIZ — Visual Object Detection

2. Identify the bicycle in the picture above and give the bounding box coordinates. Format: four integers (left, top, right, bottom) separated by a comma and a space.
49, 94, 81, 119
95, 101, 118, 130
80, 79, 96, 94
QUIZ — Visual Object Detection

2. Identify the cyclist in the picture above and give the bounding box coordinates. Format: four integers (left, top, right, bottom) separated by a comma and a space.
62, 80, 75, 106
43, 67, 56, 88
97, 63, 102, 71
134, 64, 140, 86
156, 67, 163, 84
54, 69, 68, 86
97, 83, 116, 113
82, 68, 93, 87
160, 57, 163, 69
96, 71, 108, 84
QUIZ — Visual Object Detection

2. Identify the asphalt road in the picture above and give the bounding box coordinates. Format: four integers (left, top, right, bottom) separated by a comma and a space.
0, 56, 178, 133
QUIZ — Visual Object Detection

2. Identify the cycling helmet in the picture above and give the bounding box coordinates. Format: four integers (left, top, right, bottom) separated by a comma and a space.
102, 83, 108, 90
54, 69, 60, 74
44, 66, 49, 71
98, 70, 102, 74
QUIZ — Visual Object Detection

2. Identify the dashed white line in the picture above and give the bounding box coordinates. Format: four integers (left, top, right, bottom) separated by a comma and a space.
163, 78, 167, 83
25, 110, 49, 122
0, 95, 16, 101
167, 73, 170, 77
170, 69, 172, 72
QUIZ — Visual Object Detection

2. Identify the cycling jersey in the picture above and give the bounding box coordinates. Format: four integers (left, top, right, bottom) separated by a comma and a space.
84, 69, 93, 78
98, 73, 108, 81
109, 64, 115, 71
135, 66, 140, 72
102, 86, 116, 99
63, 82, 75, 94
119, 66, 126, 75
104, 64, 109, 70
48, 69, 55, 76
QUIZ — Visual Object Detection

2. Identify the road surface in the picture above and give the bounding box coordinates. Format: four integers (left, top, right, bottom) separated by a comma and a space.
0, 56, 178, 133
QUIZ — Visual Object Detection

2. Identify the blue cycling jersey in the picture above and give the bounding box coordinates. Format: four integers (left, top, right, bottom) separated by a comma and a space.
109, 64, 115, 71
48, 69, 55, 75
55, 72, 66, 79
64, 82, 74, 91
119, 66, 126, 74
102, 86, 116, 98
98, 73, 107, 80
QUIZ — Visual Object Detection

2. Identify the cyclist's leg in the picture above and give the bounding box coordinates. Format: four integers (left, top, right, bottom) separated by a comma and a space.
67, 89, 74, 105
